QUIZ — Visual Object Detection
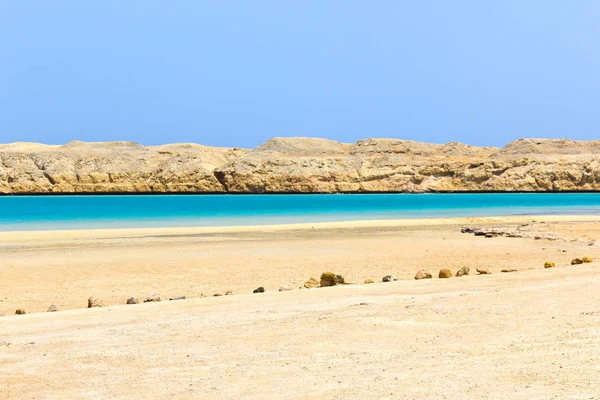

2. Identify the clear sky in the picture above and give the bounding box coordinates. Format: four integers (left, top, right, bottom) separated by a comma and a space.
1, 1, 599, 148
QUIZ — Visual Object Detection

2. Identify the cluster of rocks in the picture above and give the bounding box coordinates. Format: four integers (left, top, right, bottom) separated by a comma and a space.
12, 256, 596, 315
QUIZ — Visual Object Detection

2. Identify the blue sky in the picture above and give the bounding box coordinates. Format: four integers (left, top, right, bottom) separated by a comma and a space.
1, 1, 599, 148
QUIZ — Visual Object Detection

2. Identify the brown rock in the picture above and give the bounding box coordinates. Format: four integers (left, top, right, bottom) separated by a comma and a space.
320, 272, 345, 287
47, 304, 59, 312
87, 296, 104, 308
253, 287, 265, 293
476, 268, 491, 275
363, 279, 375, 284
439, 269, 453, 278
501, 269, 518, 273
225, 290, 234, 295
126, 297, 139, 304
15, 309, 26, 315
382, 275, 398, 282
304, 278, 320, 289
544, 261, 555, 268
571, 258, 584, 265
456, 267, 470, 277
582, 256, 593, 263
213, 293, 223, 297
414, 270, 432, 280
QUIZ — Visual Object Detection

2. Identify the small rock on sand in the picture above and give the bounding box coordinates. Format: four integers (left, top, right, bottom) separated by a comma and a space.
382, 275, 398, 282
144, 293, 161, 303
225, 291, 233, 295
439, 269, 453, 278
169, 296, 186, 301
213, 293, 223, 297
476, 268, 491, 275
456, 267, 470, 277
126, 297, 139, 305
304, 278, 320, 289
582, 257, 593, 263
501, 269, 518, 273
544, 262, 555, 268
15, 309, 26, 315
87, 296, 104, 308
47, 304, 59, 312
320, 272, 345, 287
571, 258, 584, 265
414, 270, 432, 280
363, 279, 374, 284
253, 287, 265, 293
279, 286, 292, 291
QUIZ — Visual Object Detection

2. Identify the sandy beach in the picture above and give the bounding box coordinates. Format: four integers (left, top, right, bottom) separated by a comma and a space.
2, 215, 600, 399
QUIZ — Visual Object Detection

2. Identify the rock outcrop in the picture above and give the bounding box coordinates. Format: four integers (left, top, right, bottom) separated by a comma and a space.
0, 141, 246, 194
3, 137, 600, 194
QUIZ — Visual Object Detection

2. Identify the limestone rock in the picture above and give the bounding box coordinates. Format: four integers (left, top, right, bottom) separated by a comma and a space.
126, 297, 139, 304
47, 304, 59, 312
544, 262, 555, 268
320, 272, 345, 287
87, 296, 104, 308
143, 293, 161, 303
304, 278, 320, 289
253, 287, 265, 293
414, 270, 432, 280
582, 256, 593, 263
476, 268, 491, 275
571, 258, 584, 265
456, 267, 470, 277
15, 309, 26, 315
382, 275, 398, 282
439, 269, 453, 278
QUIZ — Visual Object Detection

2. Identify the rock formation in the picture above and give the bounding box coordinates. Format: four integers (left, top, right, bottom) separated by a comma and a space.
2, 137, 600, 194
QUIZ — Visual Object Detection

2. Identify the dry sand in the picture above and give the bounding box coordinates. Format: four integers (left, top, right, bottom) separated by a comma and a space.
1, 216, 600, 398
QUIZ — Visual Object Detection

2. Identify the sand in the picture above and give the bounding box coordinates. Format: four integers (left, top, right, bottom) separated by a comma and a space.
1, 215, 600, 398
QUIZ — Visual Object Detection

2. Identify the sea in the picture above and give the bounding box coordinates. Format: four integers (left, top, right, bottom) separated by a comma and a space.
0, 193, 599, 231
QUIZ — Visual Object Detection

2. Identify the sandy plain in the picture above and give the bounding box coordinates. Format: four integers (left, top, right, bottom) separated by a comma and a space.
1, 216, 600, 399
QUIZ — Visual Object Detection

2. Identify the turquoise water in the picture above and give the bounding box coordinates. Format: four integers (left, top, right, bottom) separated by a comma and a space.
0, 194, 600, 231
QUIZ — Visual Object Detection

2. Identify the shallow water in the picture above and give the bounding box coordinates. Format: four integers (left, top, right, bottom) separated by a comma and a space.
1, 193, 600, 231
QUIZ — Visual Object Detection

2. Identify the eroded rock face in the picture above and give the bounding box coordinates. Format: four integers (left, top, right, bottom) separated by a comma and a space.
3, 137, 600, 194
0, 141, 247, 194
215, 137, 600, 193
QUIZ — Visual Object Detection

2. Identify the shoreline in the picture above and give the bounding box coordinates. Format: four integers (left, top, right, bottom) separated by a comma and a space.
1, 214, 600, 242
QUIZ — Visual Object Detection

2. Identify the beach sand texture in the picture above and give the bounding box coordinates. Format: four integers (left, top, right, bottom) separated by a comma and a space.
1, 216, 600, 398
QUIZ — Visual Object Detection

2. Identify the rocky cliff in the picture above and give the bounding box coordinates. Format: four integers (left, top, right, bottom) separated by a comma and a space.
1, 138, 599, 194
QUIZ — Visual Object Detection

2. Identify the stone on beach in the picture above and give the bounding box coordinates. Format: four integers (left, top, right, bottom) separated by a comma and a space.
47, 304, 59, 312
382, 275, 398, 282
438, 269, 453, 278
456, 267, 470, 277
144, 293, 161, 303
304, 278, 320, 289
582, 257, 593, 263
571, 258, 584, 265
87, 296, 104, 308
544, 262, 555, 268
225, 291, 234, 295
169, 296, 186, 301
279, 286, 292, 291
501, 269, 518, 273
253, 287, 265, 293
320, 272, 345, 287
476, 268, 491, 275
15, 309, 26, 315
414, 270, 432, 280
363, 279, 374, 284
126, 297, 139, 305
